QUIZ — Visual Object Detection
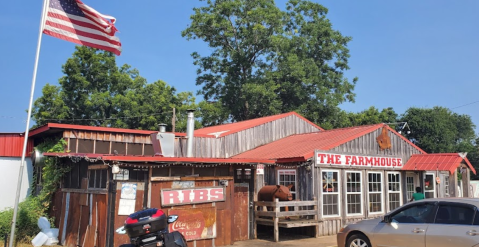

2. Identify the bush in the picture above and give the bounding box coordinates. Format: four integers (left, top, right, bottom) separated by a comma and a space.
0, 197, 47, 243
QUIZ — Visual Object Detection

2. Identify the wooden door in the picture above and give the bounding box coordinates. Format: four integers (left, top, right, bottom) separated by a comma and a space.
233, 183, 249, 241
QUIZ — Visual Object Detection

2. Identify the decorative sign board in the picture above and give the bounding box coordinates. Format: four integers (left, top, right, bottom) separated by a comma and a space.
121, 183, 137, 200
113, 168, 129, 180
168, 208, 216, 241
316, 152, 402, 168
256, 164, 264, 175
161, 187, 225, 206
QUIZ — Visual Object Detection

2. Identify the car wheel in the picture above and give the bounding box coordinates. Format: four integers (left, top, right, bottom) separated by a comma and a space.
346, 234, 371, 247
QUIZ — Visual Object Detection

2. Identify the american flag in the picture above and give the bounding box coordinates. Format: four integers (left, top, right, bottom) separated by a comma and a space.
43, 0, 121, 55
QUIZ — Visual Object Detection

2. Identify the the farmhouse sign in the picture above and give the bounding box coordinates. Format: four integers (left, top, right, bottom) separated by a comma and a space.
316, 152, 403, 168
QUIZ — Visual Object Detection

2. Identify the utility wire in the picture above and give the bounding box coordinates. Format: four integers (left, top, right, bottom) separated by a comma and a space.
451, 100, 479, 109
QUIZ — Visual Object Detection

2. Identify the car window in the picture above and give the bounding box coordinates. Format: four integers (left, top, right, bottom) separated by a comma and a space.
391, 203, 435, 224
474, 210, 479, 225
434, 204, 474, 225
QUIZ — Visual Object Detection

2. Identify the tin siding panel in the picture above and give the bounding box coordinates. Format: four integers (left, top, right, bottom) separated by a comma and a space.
0, 134, 33, 157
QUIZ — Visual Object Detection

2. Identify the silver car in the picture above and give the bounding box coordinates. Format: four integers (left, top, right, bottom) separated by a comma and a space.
337, 198, 479, 247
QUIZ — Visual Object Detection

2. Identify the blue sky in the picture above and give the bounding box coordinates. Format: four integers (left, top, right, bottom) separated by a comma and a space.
0, 0, 478, 134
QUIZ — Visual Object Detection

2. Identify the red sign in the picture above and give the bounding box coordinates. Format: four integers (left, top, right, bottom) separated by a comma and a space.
168, 208, 216, 241
316, 152, 402, 168
161, 187, 225, 206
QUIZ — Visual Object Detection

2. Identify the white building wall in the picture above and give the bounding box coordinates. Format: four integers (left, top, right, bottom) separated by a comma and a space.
0, 157, 33, 210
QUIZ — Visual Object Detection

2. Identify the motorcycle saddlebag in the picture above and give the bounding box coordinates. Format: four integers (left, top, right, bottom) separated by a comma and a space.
124, 208, 167, 238
163, 231, 188, 247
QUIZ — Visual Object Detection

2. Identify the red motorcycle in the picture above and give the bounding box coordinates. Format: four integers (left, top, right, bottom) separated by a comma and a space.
116, 208, 187, 247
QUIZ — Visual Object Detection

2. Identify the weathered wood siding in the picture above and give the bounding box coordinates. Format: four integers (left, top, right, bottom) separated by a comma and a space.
176, 115, 321, 158
63, 130, 152, 144
330, 128, 423, 164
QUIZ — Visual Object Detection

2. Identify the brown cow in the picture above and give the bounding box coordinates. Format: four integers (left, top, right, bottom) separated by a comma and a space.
257, 184, 294, 219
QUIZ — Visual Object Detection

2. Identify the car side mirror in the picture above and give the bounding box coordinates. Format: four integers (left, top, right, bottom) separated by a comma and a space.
383, 215, 392, 224
167, 215, 179, 224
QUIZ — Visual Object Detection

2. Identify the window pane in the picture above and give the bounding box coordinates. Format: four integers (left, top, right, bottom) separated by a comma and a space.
435, 205, 474, 225
473, 210, 479, 225
323, 194, 339, 215
389, 193, 401, 211
346, 172, 362, 215
392, 203, 435, 223
323, 171, 339, 193
425, 174, 435, 190
347, 194, 361, 214
406, 176, 415, 201
322, 170, 339, 216
369, 193, 382, 213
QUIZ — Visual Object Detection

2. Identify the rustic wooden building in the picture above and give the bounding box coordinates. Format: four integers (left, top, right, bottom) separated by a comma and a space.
28, 112, 476, 246
234, 123, 476, 238
30, 112, 322, 247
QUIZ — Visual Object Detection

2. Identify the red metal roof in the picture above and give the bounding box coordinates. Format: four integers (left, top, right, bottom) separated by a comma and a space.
403, 153, 476, 175
194, 112, 324, 138
42, 152, 275, 164
0, 133, 33, 157
233, 123, 426, 162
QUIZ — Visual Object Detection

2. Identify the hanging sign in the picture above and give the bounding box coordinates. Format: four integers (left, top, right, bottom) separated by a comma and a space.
316, 152, 402, 168
161, 187, 225, 206
256, 164, 264, 175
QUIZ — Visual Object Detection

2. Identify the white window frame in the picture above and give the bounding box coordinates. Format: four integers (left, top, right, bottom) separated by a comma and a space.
346, 171, 363, 216
424, 172, 436, 198
444, 175, 450, 197
367, 172, 383, 214
406, 173, 415, 202
387, 172, 402, 212
277, 169, 297, 199
321, 169, 341, 218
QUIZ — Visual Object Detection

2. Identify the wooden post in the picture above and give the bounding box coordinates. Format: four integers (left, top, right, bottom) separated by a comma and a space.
314, 197, 319, 238
274, 198, 279, 242
253, 201, 257, 239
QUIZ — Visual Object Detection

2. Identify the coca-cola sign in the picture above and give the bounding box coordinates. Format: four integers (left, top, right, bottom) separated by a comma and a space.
168, 208, 216, 241
161, 187, 225, 206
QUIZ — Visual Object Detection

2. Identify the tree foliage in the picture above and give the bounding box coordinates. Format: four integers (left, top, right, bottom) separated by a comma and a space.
400, 106, 476, 153
328, 107, 398, 129
32, 47, 197, 131
182, 0, 357, 125
399, 106, 479, 177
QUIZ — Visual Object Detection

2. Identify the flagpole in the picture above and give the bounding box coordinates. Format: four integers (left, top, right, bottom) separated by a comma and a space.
9, 0, 49, 246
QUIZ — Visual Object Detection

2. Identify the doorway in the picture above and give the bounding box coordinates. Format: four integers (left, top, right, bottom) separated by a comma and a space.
233, 167, 255, 241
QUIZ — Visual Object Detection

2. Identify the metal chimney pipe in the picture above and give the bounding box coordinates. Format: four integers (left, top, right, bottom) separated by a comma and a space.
158, 123, 167, 133
186, 110, 195, 157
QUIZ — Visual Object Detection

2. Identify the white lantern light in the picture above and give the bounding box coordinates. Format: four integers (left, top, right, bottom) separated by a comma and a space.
112, 164, 120, 174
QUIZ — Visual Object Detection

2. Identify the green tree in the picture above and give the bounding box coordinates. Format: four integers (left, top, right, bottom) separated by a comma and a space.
32, 47, 194, 130
399, 106, 476, 154
328, 107, 398, 129
182, 0, 357, 125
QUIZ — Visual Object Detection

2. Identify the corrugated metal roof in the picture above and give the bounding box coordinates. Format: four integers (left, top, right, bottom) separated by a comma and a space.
233, 124, 388, 161
403, 153, 476, 175
194, 112, 323, 138
42, 152, 275, 164
0, 133, 33, 157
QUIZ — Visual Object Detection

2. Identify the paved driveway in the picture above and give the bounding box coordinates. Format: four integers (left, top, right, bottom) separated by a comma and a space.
230, 235, 337, 247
